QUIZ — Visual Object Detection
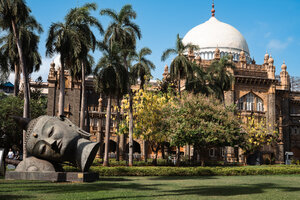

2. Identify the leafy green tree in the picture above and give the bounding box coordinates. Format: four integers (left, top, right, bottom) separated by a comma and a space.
161, 34, 199, 98
0, 93, 47, 152
0, 0, 42, 157
207, 56, 235, 102
167, 93, 244, 166
94, 42, 128, 166
100, 4, 141, 166
131, 47, 155, 89
65, 3, 103, 130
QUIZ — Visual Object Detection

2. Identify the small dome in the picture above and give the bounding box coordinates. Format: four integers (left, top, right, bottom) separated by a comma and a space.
281, 61, 287, 70
240, 50, 245, 56
182, 17, 250, 61
264, 52, 269, 59
268, 56, 274, 64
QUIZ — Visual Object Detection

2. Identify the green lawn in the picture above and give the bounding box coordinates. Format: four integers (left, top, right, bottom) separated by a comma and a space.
1, 175, 300, 200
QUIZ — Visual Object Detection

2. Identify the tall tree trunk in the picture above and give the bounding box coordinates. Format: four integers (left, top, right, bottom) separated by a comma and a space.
116, 99, 121, 161
143, 140, 147, 162
123, 54, 134, 166
80, 62, 86, 130
11, 20, 29, 159
58, 59, 65, 117
120, 134, 125, 161
176, 145, 180, 166
13, 64, 20, 97
128, 91, 134, 166
178, 71, 181, 98
103, 95, 112, 166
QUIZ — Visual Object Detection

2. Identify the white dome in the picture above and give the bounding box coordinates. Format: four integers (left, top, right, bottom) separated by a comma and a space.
183, 17, 250, 61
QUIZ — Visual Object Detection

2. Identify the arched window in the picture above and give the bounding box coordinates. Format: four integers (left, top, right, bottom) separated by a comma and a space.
246, 93, 254, 111
257, 97, 264, 112
238, 93, 264, 112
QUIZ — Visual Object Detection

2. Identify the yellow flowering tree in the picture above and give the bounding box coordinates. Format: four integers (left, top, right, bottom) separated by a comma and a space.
120, 88, 174, 164
241, 116, 278, 163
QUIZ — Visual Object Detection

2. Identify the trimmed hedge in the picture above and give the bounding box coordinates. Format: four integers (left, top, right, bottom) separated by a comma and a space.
70, 165, 300, 176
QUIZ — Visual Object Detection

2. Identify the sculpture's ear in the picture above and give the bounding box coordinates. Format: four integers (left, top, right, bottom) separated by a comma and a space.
12, 116, 31, 130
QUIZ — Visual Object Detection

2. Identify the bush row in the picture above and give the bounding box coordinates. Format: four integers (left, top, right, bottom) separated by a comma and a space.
87, 165, 300, 176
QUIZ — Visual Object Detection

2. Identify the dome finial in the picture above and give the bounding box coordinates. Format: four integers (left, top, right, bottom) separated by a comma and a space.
211, 0, 215, 17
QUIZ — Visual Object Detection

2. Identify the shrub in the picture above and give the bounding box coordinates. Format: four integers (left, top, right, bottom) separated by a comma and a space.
78, 165, 300, 176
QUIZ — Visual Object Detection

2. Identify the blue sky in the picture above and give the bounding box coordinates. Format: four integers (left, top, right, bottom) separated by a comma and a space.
10, 0, 300, 82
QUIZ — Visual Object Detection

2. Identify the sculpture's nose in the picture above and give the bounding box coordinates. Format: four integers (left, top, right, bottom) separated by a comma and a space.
44, 138, 57, 147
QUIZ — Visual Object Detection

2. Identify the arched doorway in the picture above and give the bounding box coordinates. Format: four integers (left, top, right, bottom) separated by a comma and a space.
125, 140, 141, 154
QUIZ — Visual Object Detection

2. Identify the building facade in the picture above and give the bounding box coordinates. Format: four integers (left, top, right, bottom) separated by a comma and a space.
46, 5, 300, 164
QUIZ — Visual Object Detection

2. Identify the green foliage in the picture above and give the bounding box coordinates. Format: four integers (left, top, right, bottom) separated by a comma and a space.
167, 93, 244, 149
84, 165, 300, 176
0, 93, 46, 150
207, 56, 235, 101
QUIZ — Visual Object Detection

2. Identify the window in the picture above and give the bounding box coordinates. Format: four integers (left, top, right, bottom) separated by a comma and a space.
238, 93, 263, 112
257, 98, 264, 112
209, 148, 216, 157
220, 148, 225, 157
246, 93, 254, 111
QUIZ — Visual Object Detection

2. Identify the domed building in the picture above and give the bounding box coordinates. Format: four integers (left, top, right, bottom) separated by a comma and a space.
161, 2, 300, 164
45, 2, 300, 165
182, 14, 250, 62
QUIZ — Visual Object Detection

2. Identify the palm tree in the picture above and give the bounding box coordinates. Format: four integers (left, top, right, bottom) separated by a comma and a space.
94, 42, 128, 166
46, 15, 83, 117
100, 4, 141, 166
131, 47, 155, 89
207, 56, 235, 102
161, 34, 199, 98
0, 0, 41, 116
185, 62, 210, 95
0, 0, 42, 158
64, 3, 103, 130
0, 33, 19, 96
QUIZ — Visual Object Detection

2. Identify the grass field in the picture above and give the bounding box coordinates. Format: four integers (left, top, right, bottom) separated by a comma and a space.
1, 175, 300, 200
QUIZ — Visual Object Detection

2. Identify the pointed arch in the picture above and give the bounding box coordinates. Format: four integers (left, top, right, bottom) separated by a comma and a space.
238, 92, 264, 112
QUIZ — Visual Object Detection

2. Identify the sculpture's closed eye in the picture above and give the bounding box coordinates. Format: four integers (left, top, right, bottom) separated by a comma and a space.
48, 126, 54, 137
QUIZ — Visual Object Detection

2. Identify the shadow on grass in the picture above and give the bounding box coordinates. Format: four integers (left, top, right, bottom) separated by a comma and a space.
0, 177, 160, 195
100, 177, 132, 182
93, 182, 300, 200
148, 176, 218, 181
167, 183, 300, 196
0, 195, 34, 200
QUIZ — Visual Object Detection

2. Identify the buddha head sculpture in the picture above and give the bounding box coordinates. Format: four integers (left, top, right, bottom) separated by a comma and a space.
15, 115, 100, 172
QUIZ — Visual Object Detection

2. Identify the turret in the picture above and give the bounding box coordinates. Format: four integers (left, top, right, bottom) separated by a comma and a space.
163, 65, 169, 80
214, 47, 220, 60
264, 51, 269, 64
48, 61, 56, 78
267, 55, 275, 79
239, 50, 246, 63
280, 61, 290, 90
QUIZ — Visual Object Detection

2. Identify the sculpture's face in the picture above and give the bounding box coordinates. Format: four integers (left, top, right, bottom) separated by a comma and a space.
27, 117, 79, 162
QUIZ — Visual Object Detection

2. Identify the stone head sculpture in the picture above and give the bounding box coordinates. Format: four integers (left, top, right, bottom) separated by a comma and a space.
15, 115, 100, 172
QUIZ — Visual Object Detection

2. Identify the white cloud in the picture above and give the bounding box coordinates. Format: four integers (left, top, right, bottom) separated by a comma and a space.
267, 37, 293, 51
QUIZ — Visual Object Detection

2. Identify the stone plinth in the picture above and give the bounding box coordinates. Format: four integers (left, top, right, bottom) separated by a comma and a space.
5, 171, 99, 182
